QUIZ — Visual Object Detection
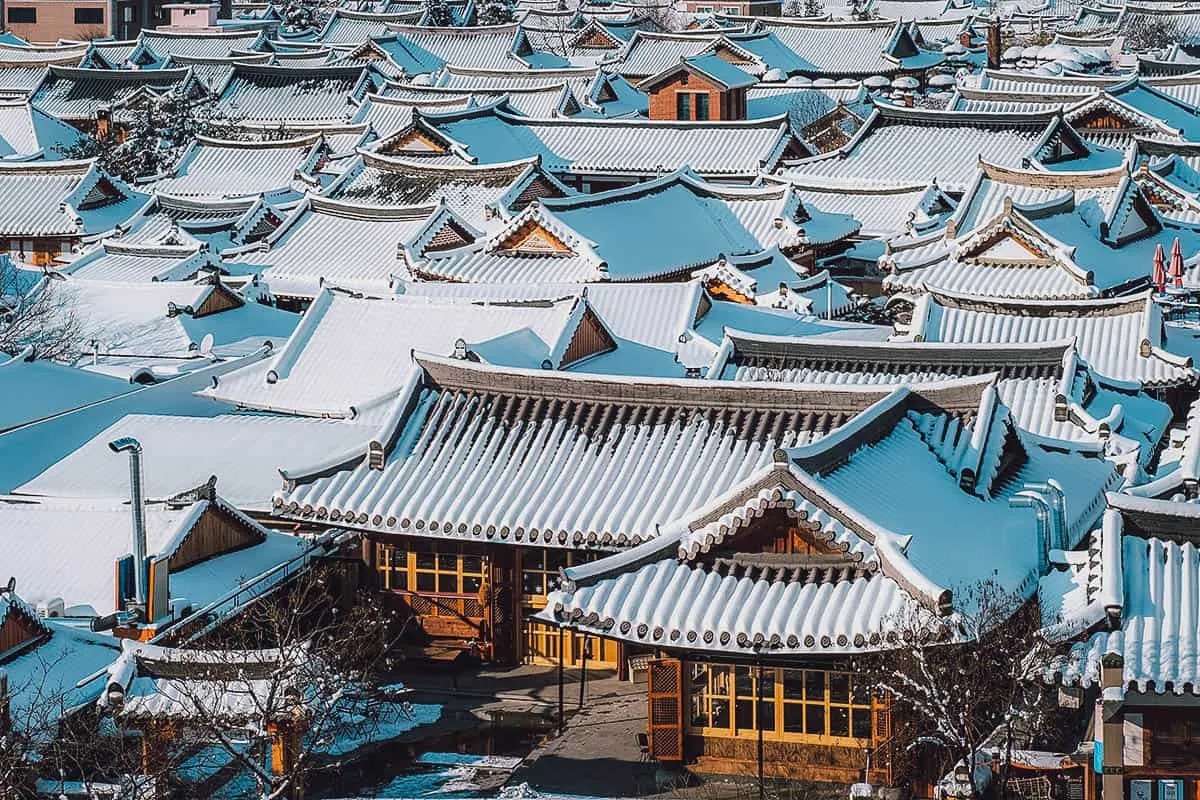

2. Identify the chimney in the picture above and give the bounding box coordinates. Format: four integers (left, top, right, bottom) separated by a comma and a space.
1024, 481, 1067, 551
987, 18, 1002, 70
1009, 491, 1051, 576
108, 438, 148, 613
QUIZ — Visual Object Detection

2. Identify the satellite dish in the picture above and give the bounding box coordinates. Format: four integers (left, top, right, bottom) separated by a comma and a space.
199, 333, 214, 356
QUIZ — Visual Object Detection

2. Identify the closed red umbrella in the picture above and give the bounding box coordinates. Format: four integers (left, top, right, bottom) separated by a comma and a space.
1170, 237, 1185, 288
1153, 242, 1166, 292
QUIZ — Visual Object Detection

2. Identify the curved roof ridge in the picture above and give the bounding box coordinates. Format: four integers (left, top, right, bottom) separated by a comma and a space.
723, 326, 1077, 363
386, 20, 520, 33
414, 352, 999, 413
977, 156, 1127, 187
194, 132, 323, 148
358, 149, 539, 175
927, 285, 1155, 314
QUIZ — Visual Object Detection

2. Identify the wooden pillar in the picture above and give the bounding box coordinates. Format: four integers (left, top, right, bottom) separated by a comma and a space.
1100, 655, 1125, 800
140, 719, 176, 795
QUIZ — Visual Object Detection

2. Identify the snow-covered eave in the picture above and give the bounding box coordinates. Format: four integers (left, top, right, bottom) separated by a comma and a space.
275, 368, 425, 486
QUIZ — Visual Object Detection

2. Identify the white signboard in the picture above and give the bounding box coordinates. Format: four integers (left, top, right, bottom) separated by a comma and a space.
1123, 713, 1146, 767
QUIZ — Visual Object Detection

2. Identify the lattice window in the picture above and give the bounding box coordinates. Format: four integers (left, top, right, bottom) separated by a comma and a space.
690, 665, 874, 744
375, 540, 486, 595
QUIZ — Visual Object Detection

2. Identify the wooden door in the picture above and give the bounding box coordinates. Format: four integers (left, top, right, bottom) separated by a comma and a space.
648, 658, 683, 761
489, 548, 519, 665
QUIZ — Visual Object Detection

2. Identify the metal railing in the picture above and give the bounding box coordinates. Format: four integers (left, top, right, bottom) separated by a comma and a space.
149, 530, 351, 646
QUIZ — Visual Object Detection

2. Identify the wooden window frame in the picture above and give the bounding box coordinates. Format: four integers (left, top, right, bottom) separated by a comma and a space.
688, 664, 874, 746
374, 540, 486, 596
676, 91, 691, 121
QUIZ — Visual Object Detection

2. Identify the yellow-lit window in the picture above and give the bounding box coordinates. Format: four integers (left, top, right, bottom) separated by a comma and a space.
689, 666, 874, 743
376, 541, 486, 595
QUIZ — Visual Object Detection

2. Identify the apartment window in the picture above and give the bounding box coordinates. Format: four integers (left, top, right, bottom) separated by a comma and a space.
676, 92, 690, 121
7, 7, 36, 22
696, 94, 710, 121
695, 4, 713, 9
75, 7, 103, 22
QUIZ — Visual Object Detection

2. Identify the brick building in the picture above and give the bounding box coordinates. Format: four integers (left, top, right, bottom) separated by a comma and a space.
639, 53, 758, 121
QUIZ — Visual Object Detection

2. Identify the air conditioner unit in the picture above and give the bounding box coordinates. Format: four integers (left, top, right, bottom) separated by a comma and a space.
37, 597, 65, 618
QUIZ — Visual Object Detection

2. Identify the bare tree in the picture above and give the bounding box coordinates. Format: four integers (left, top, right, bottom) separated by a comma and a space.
858, 580, 1055, 797
279, 0, 339, 33
478, 0, 515, 25
58, 90, 241, 183
788, 90, 836, 129
1, 641, 159, 799
0, 266, 80, 362
1123, 15, 1181, 54
102, 567, 410, 800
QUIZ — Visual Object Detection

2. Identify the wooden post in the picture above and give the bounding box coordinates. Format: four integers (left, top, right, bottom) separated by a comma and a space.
558, 626, 565, 734
756, 661, 765, 800
578, 635, 589, 710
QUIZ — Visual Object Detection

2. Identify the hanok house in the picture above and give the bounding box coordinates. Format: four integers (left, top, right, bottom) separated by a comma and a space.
704, 330, 1174, 470
96, 641, 312, 788
1036, 492, 1200, 800
0, 593, 121, 792
273, 355, 1061, 671
0, 160, 144, 266
638, 54, 758, 121
29, 66, 196, 135
537, 377, 1118, 781
0, 475, 311, 641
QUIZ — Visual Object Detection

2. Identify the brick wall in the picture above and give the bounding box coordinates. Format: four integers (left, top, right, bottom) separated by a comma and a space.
648, 73, 726, 121
5, 0, 110, 43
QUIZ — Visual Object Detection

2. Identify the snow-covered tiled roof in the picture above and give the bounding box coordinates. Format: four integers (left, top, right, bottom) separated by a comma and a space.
1044, 495, 1200, 695
31, 66, 193, 123
417, 102, 797, 178
273, 355, 1002, 548
711, 329, 1171, 459
780, 178, 954, 239
416, 169, 849, 284
222, 194, 442, 297
0, 160, 143, 239
615, 30, 765, 78
0, 97, 85, 161
215, 64, 366, 126
16, 413, 372, 512
0, 496, 304, 616
203, 290, 592, 417
0, 66, 52, 96
539, 380, 1116, 654
331, 151, 564, 223
58, 277, 297, 367
140, 29, 267, 60
781, 105, 1092, 193
906, 289, 1197, 388
385, 22, 526, 71
733, 17, 939, 77
61, 243, 219, 282
148, 134, 322, 202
